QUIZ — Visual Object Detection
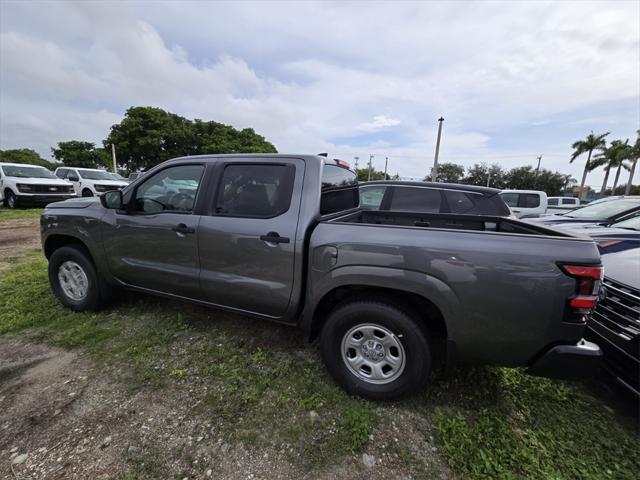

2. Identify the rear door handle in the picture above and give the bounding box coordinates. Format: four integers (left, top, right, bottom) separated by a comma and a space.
260, 231, 290, 244
172, 223, 195, 235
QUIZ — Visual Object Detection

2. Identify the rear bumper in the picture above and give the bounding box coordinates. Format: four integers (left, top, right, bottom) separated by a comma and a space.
526, 339, 602, 380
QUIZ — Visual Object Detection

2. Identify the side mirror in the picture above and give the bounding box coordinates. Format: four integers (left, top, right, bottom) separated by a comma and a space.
100, 190, 123, 210
68, 175, 79, 182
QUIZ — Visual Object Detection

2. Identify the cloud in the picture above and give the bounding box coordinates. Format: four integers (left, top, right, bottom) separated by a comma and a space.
357, 115, 401, 132
0, 0, 638, 186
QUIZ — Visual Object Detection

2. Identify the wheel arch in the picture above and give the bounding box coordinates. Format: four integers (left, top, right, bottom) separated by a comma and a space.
44, 234, 93, 262
308, 285, 448, 343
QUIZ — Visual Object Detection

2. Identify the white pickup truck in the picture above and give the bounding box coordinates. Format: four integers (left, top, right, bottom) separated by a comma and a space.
54, 167, 128, 197
0, 162, 75, 208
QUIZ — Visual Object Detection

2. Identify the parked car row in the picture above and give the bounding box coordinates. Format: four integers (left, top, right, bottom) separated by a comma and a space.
0, 162, 138, 208
0, 162, 76, 208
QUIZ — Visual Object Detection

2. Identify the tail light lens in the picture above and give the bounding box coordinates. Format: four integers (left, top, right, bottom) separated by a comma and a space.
560, 264, 604, 320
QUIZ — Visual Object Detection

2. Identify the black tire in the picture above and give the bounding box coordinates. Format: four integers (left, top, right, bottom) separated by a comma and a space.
82, 189, 94, 197
48, 245, 110, 311
320, 298, 431, 400
4, 190, 17, 208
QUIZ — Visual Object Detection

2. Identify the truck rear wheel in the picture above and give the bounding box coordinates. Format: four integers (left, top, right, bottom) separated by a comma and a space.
320, 299, 431, 400
48, 245, 109, 311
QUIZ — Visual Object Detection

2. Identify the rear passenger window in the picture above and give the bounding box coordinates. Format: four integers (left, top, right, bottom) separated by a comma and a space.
500, 193, 518, 207
520, 194, 540, 208
215, 164, 295, 218
548, 198, 558, 206
562, 198, 576, 205
390, 187, 441, 213
444, 191, 476, 214
321, 164, 359, 215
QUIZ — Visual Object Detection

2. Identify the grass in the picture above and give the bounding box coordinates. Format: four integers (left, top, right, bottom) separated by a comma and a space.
1, 253, 638, 479
428, 367, 639, 480
0, 207, 43, 221
0, 253, 377, 471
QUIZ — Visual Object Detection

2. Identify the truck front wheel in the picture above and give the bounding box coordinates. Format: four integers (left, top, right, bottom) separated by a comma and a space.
4, 190, 17, 208
320, 299, 431, 400
48, 245, 109, 311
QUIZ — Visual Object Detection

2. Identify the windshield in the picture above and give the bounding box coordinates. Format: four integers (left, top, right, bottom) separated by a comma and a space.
611, 215, 640, 231
110, 173, 126, 181
1, 165, 57, 179
78, 169, 117, 180
563, 200, 640, 219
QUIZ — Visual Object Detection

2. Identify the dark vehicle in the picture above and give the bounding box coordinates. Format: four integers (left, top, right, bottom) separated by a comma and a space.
586, 247, 640, 397
528, 198, 640, 227
110, 173, 130, 183
41, 154, 603, 399
359, 181, 511, 216
557, 213, 640, 254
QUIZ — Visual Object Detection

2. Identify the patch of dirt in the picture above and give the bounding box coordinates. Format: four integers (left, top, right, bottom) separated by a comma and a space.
0, 337, 451, 479
0, 219, 40, 271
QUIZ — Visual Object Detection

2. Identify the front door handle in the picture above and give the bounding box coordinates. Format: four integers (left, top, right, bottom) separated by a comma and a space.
172, 223, 195, 235
260, 231, 290, 244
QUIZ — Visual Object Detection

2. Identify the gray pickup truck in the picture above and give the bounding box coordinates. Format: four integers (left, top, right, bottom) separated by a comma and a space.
41, 154, 603, 399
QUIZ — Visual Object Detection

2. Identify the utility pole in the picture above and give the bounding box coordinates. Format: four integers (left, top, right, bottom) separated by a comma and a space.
384, 156, 388, 180
111, 144, 117, 173
367, 154, 374, 181
535, 155, 542, 176
486, 171, 491, 187
431, 117, 444, 182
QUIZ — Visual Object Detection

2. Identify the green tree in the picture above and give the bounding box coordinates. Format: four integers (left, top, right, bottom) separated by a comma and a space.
569, 131, 609, 199
594, 139, 632, 195
535, 169, 574, 196
51, 141, 110, 169
0, 148, 56, 169
356, 167, 389, 181
426, 162, 465, 183
625, 130, 639, 196
504, 165, 571, 195
504, 166, 537, 190
103, 106, 277, 172
461, 163, 506, 189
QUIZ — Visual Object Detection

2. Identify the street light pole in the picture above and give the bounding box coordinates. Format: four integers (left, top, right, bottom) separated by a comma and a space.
535, 155, 542, 176
111, 144, 117, 173
368, 154, 374, 181
431, 117, 444, 182
354, 156, 359, 171
384, 156, 388, 180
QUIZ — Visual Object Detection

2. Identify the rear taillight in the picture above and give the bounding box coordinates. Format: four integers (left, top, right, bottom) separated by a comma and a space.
560, 264, 604, 319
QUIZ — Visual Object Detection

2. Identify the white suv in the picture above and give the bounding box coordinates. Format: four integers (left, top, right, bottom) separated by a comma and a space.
54, 167, 128, 197
0, 162, 75, 208
499, 190, 548, 218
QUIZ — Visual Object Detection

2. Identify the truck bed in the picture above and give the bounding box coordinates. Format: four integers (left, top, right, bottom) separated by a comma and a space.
329, 210, 573, 237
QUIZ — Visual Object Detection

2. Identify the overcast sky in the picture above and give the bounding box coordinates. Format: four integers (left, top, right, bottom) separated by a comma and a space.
1, 0, 638, 186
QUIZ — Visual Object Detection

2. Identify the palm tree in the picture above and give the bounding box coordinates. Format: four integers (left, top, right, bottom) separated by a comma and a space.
625, 129, 640, 195
595, 139, 632, 195
570, 131, 609, 199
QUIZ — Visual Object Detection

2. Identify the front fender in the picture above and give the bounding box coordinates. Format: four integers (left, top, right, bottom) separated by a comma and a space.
40, 213, 110, 278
